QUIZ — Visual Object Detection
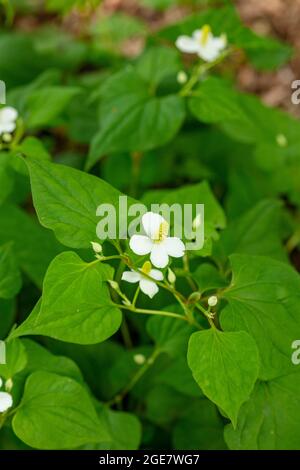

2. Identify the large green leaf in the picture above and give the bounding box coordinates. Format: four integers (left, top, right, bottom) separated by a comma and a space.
187, 328, 259, 426
0, 203, 62, 288
22, 339, 83, 383
12, 371, 110, 449
25, 86, 80, 129
147, 315, 195, 358
222, 255, 300, 380
225, 371, 300, 450
10, 252, 122, 345
0, 339, 27, 380
0, 243, 22, 299
25, 157, 136, 249
173, 399, 227, 450
89, 406, 142, 450
219, 199, 287, 262
87, 66, 185, 169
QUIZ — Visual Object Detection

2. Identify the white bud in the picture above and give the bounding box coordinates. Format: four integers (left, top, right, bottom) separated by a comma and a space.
177, 70, 188, 84
133, 354, 146, 365
208, 295, 218, 307
192, 213, 202, 230
108, 280, 119, 290
5, 378, 13, 392
167, 267, 176, 284
276, 133, 288, 148
2, 133, 12, 143
0, 377, 2, 388
91, 241, 102, 254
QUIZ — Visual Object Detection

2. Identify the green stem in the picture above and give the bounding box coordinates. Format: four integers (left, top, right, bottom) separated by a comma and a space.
107, 348, 160, 407
179, 50, 230, 97
114, 303, 188, 322
132, 286, 140, 308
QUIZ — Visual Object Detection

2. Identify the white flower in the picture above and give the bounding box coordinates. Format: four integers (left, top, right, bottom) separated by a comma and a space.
0, 391, 13, 413
208, 295, 218, 307
0, 107, 18, 136
122, 261, 163, 299
176, 25, 227, 62
129, 212, 185, 268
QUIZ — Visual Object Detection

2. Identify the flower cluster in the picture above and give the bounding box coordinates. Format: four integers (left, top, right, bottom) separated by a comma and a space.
122, 212, 185, 298
0, 377, 13, 413
176, 24, 227, 62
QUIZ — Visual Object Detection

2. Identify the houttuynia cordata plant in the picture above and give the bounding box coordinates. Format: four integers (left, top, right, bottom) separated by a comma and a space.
0, 0, 300, 451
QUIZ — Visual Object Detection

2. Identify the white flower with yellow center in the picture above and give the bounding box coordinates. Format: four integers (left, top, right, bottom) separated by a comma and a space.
0, 377, 13, 413
176, 25, 227, 62
0, 107, 18, 136
129, 212, 185, 268
122, 261, 163, 299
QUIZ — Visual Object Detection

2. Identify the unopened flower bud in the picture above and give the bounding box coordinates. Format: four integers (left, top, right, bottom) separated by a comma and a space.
192, 213, 202, 230
276, 133, 288, 148
177, 70, 188, 84
5, 378, 13, 392
133, 354, 146, 365
2, 133, 12, 143
91, 241, 102, 254
108, 280, 119, 291
167, 267, 176, 284
188, 291, 201, 304
208, 295, 218, 307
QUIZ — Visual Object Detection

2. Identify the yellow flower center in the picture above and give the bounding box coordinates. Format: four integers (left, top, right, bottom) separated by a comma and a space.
200, 24, 211, 46
141, 261, 152, 275
153, 220, 169, 243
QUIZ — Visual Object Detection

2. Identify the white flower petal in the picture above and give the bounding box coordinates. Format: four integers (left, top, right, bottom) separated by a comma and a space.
129, 234, 153, 255
197, 37, 226, 62
122, 271, 141, 283
139, 278, 159, 299
0, 391, 13, 413
164, 237, 185, 258
142, 212, 166, 239
150, 244, 169, 268
0, 122, 16, 134
0, 107, 18, 123
175, 35, 199, 54
149, 269, 164, 281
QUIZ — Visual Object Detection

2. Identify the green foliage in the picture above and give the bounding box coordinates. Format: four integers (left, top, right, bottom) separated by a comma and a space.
0, 0, 299, 452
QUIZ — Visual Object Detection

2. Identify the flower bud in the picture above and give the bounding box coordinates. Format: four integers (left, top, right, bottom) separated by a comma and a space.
5, 378, 13, 392
208, 295, 218, 307
133, 354, 146, 365
188, 291, 201, 304
177, 70, 188, 84
167, 267, 176, 284
2, 133, 12, 143
276, 133, 288, 148
192, 213, 202, 230
108, 280, 119, 291
91, 241, 102, 254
